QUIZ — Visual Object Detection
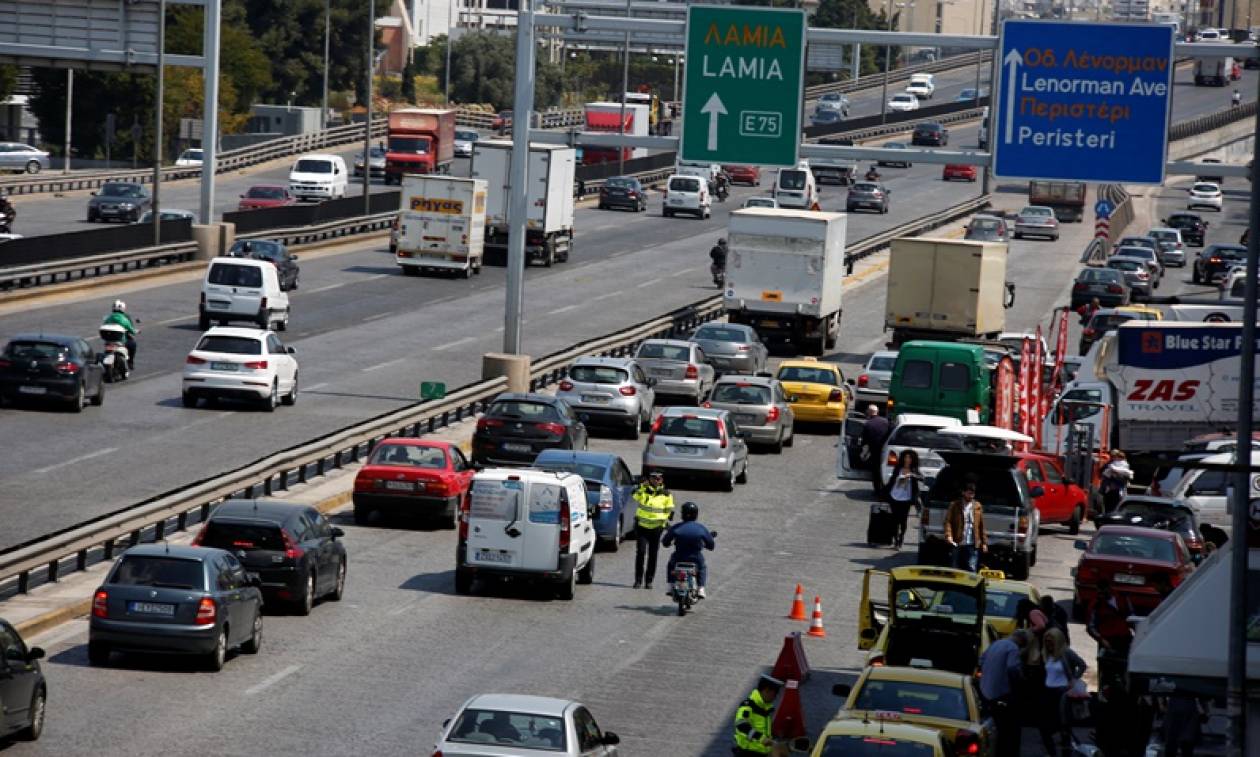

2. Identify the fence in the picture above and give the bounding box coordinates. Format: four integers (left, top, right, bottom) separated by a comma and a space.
222, 191, 401, 236
0, 219, 193, 268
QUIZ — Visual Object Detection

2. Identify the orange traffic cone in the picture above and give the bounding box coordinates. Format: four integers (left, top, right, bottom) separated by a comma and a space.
806, 596, 827, 638
787, 584, 807, 621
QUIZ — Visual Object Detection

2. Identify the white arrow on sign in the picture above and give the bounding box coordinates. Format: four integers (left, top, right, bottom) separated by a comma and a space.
1003, 48, 1021, 145
701, 92, 728, 152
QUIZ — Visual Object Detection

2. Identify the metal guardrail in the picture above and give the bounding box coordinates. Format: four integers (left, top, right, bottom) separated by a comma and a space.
1168, 99, 1258, 141
804, 51, 993, 100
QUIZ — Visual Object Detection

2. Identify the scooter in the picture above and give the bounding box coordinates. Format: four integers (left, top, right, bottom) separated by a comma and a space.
99, 323, 131, 382
710, 262, 724, 288
0, 207, 14, 234
670, 532, 716, 616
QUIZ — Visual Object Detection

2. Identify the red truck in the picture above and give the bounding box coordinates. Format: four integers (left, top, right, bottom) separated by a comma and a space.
384, 108, 456, 184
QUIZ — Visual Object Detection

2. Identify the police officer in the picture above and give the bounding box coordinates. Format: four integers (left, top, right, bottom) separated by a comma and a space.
632, 469, 674, 590
662, 501, 715, 598
733, 675, 782, 756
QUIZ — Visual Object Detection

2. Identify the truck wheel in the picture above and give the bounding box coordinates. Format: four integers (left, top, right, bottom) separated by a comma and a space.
454, 568, 474, 595
462, 263, 473, 279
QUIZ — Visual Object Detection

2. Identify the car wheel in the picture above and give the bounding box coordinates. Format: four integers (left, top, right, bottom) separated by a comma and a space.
197, 313, 210, 331
771, 432, 784, 454
722, 467, 736, 492
87, 642, 110, 666
91, 379, 104, 406
598, 202, 607, 210
263, 381, 279, 412
206, 630, 227, 671
455, 567, 474, 595
18, 687, 46, 741
276, 311, 289, 332
25, 160, 41, 175
556, 566, 577, 600
640, 411, 652, 432
282, 373, 298, 406
1192, 266, 1202, 284
242, 612, 263, 654
328, 559, 346, 601
663, 209, 671, 217
68, 382, 85, 413
87, 211, 98, 223
577, 553, 595, 585
1068, 505, 1084, 535
784, 428, 795, 447
296, 571, 315, 615
609, 514, 624, 551
182, 392, 198, 409
353, 503, 371, 526
627, 418, 640, 440
737, 461, 749, 484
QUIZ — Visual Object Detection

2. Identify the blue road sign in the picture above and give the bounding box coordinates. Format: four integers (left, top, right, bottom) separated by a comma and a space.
1095, 199, 1114, 218
993, 20, 1175, 184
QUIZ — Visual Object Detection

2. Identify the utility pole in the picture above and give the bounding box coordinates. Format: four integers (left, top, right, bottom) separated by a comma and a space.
153, 0, 166, 246
322, 0, 331, 128
618, 0, 631, 174
363, 0, 375, 215
504, 0, 537, 353
445, 0, 454, 102
880, 0, 894, 123
199, 0, 221, 227
62, 69, 72, 174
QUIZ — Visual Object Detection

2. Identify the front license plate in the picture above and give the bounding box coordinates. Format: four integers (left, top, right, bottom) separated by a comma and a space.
384, 481, 414, 492
210, 362, 238, 371
581, 395, 609, 403
502, 442, 531, 453
1114, 573, 1145, 586
476, 549, 512, 565
18, 386, 46, 395
127, 601, 175, 616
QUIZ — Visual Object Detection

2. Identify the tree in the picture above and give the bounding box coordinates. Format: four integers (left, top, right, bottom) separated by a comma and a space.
811, 0, 896, 75
400, 55, 417, 103
29, 69, 156, 160
0, 66, 16, 106
440, 32, 563, 110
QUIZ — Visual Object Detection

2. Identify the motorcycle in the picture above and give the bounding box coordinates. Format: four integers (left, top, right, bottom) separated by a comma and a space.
670, 531, 716, 616
98, 323, 131, 382
716, 182, 729, 202
865, 169, 881, 181
710, 262, 725, 288
0, 207, 14, 234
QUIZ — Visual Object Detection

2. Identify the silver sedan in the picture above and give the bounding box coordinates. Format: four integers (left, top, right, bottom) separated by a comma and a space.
704, 375, 794, 452
634, 339, 715, 404
688, 323, 768, 375
0, 142, 50, 174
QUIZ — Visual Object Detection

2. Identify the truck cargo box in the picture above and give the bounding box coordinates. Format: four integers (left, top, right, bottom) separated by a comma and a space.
395, 175, 486, 276
885, 237, 1009, 343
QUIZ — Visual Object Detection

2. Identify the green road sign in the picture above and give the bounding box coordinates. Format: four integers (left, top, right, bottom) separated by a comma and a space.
680, 6, 806, 168
420, 381, 446, 400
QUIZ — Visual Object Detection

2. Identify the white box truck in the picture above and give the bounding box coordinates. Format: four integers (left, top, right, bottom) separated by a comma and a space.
723, 208, 845, 355
470, 141, 576, 267
1194, 56, 1234, 86
395, 175, 486, 277
884, 237, 1012, 346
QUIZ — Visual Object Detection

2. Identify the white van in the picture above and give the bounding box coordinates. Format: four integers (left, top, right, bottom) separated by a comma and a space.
288, 153, 348, 201
663, 174, 711, 219
198, 257, 291, 332
774, 162, 818, 209
906, 73, 936, 99
455, 469, 597, 599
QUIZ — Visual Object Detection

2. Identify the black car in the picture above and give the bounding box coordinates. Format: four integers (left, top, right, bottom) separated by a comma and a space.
228, 239, 300, 291
598, 176, 648, 212
1100, 495, 1205, 562
1070, 268, 1130, 309
87, 182, 152, 223
193, 499, 347, 615
845, 181, 890, 214
1194, 244, 1247, 284
1162, 212, 1208, 247
0, 619, 46, 741
911, 122, 949, 146
88, 544, 263, 671
0, 333, 105, 411
472, 392, 588, 466
876, 142, 912, 168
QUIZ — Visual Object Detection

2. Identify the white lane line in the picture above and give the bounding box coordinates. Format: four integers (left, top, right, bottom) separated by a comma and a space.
362, 358, 404, 372
305, 382, 329, 391
245, 664, 303, 696
33, 447, 117, 475
635, 277, 662, 289
548, 304, 581, 315
308, 273, 390, 294
434, 336, 477, 351
361, 311, 395, 323
156, 314, 196, 326
590, 292, 619, 302
671, 266, 699, 276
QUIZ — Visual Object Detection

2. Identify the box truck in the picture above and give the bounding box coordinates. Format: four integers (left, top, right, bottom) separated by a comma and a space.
723, 209, 845, 355
884, 237, 1013, 346
1028, 180, 1086, 222
470, 141, 576, 267
384, 109, 456, 184
1194, 56, 1234, 86
581, 102, 649, 165
394, 175, 486, 278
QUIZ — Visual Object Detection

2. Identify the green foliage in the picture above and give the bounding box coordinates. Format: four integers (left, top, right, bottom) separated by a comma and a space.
810, 0, 899, 75
439, 32, 563, 110
0, 65, 16, 104
28, 69, 156, 160
400, 56, 417, 103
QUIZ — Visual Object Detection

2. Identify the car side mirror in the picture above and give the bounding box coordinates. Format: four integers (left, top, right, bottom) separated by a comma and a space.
239, 194, 245, 198
1073, 539, 1088, 550
1030, 486, 1045, 498
603, 732, 621, 746
330, 527, 345, 539
90, 191, 97, 196
832, 683, 852, 698
246, 572, 263, 587
286, 347, 297, 355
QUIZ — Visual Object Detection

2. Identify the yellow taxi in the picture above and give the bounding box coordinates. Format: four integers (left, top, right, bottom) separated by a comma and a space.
808, 715, 954, 756
775, 358, 850, 424
978, 569, 1042, 639
857, 566, 996, 675
832, 666, 994, 756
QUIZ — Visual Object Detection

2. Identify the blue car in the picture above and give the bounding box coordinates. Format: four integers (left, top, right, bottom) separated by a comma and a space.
533, 450, 637, 549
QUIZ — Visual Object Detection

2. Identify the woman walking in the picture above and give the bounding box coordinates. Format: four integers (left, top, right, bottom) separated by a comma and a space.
1040, 627, 1087, 755
884, 450, 923, 549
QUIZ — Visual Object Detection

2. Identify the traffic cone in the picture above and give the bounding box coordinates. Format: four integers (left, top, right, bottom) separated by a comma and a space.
806, 596, 827, 638
787, 584, 807, 621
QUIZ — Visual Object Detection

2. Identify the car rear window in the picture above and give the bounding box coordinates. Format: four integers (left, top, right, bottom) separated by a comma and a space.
569, 365, 628, 385
658, 416, 720, 439
939, 362, 970, 391
606, 177, 634, 189
111, 556, 206, 590
1113, 503, 1189, 528
1192, 183, 1217, 193
537, 459, 608, 482
370, 443, 446, 468
1022, 207, 1053, 217
969, 218, 1002, 232
694, 326, 745, 342
930, 467, 1024, 511
777, 366, 838, 385
199, 521, 285, 552
195, 335, 263, 355
888, 426, 964, 449
6, 341, 66, 360
899, 360, 933, 389
669, 177, 701, 193
246, 187, 287, 199
446, 708, 567, 751
711, 383, 771, 404
294, 159, 333, 173
853, 679, 970, 721
637, 343, 690, 361
815, 736, 935, 756
1108, 259, 1142, 272
779, 170, 807, 190
487, 400, 561, 422
1116, 248, 1153, 260
208, 262, 263, 288
1079, 269, 1121, 283
1092, 533, 1176, 562
868, 356, 897, 372
469, 479, 522, 521
1089, 313, 1135, 332
852, 183, 880, 193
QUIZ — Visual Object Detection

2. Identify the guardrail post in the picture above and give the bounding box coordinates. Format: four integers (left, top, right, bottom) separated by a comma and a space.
155, 519, 166, 541
76, 549, 88, 571
177, 511, 188, 531
298, 463, 308, 485
104, 539, 115, 561
333, 450, 342, 469
317, 457, 326, 477
130, 529, 141, 546
263, 477, 273, 496
277, 470, 288, 491
17, 571, 29, 594
47, 558, 59, 583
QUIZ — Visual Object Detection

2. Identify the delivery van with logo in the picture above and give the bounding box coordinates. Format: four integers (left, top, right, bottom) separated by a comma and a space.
395, 175, 486, 277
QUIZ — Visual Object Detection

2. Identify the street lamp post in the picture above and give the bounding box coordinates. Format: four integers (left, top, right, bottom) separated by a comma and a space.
880, 0, 914, 123
363, 0, 375, 215
322, 0, 331, 128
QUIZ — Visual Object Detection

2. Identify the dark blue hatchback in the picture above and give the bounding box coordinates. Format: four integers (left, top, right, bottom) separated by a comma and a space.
534, 450, 638, 548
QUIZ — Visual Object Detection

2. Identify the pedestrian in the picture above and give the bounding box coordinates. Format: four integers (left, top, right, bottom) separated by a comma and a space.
944, 475, 987, 572
732, 675, 782, 757
980, 629, 1031, 757
1099, 450, 1133, 516
1075, 296, 1101, 325
1015, 597, 1048, 638
883, 449, 923, 549
1087, 577, 1135, 689
858, 405, 891, 492
1161, 693, 1206, 757
1040, 594, 1071, 646
631, 469, 674, 590
1040, 627, 1087, 755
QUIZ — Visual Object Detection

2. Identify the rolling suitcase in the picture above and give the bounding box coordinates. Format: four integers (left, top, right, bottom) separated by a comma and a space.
866, 501, 897, 546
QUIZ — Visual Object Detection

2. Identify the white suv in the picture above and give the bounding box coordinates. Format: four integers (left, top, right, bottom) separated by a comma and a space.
906, 73, 936, 99
663, 174, 711, 219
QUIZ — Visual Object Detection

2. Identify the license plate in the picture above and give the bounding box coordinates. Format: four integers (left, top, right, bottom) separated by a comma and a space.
210, 362, 239, 371
18, 386, 46, 395
127, 601, 175, 616
384, 480, 414, 492
208, 301, 228, 309
1114, 573, 1145, 586
669, 198, 684, 205
650, 368, 673, 377
476, 549, 512, 564
735, 414, 757, 424
103, 354, 115, 366
581, 394, 609, 403
668, 445, 702, 455
502, 442, 531, 453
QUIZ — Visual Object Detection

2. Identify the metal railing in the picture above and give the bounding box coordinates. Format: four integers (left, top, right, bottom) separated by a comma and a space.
1168, 99, 1257, 141
803, 51, 993, 100
0, 193, 989, 598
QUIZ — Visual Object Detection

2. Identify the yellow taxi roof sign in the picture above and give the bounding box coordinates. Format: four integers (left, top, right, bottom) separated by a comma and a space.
979, 569, 1006, 580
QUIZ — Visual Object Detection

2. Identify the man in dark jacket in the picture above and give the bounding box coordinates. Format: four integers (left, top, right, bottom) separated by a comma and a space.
663, 501, 715, 598
858, 405, 891, 490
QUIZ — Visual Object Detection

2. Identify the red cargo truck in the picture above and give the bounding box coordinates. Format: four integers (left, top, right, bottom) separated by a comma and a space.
384, 108, 456, 184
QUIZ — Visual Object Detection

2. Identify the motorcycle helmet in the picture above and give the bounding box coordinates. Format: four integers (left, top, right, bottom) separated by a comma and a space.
112, 299, 127, 313
681, 501, 699, 522
718, 237, 727, 247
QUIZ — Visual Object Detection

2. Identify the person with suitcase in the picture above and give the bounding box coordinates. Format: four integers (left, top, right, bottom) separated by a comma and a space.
883, 450, 924, 550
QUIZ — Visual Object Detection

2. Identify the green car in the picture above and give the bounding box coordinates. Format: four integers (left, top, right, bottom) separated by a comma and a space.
888, 341, 992, 424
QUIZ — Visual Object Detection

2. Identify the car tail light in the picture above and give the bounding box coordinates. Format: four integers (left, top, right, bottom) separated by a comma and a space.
558, 380, 574, 391
857, 374, 869, 387
619, 386, 637, 396
648, 415, 663, 443
828, 388, 844, 402
186, 355, 207, 365
598, 484, 615, 511
1076, 563, 1098, 582
191, 524, 207, 545
54, 362, 80, 375
458, 493, 470, 540
1136, 270, 1149, 280
1210, 257, 1221, 263
886, 451, 898, 468
1018, 515, 1030, 532
1107, 285, 1123, 293
559, 496, 571, 552
0, 358, 10, 369
195, 597, 217, 624
260, 296, 268, 312
767, 406, 780, 422
281, 529, 305, 560
244, 360, 268, 370
1083, 328, 1096, 338
737, 345, 751, 351
702, 401, 712, 408
954, 730, 982, 756
1170, 571, 1185, 587
536, 422, 566, 436
353, 474, 372, 492
92, 590, 108, 618
869, 656, 885, 667
685, 364, 699, 380
1073, 283, 1087, 291
476, 418, 503, 431
719, 421, 729, 449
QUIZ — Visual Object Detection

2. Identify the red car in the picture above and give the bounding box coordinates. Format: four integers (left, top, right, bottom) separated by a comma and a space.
1016, 452, 1089, 533
1072, 525, 1194, 619
352, 439, 475, 528
723, 165, 761, 186
237, 185, 295, 211
942, 164, 977, 182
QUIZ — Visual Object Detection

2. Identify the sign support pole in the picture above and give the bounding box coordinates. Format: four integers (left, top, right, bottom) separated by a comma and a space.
63, 69, 72, 175
504, 0, 537, 354
199, 0, 220, 227
153, 0, 166, 247
363, 0, 375, 216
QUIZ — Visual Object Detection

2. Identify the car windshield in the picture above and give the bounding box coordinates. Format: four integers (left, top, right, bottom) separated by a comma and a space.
195, 335, 263, 355
246, 187, 287, 199
637, 343, 689, 361
100, 184, 142, 197
1112, 502, 1189, 527
669, 177, 701, 193
868, 355, 897, 372
893, 580, 981, 625
852, 679, 970, 720
6, 341, 67, 361
445, 708, 567, 751
208, 263, 263, 288
568, 365, 629, 385
780, 170, 807, 190
970, 218, 1002, 233
984, 589, 1027, 619
1192, 183, 1218, 193
777, 366, 838, 385
388, 137, 431, 154
1022, 207, 1053, 217
1088, 313, 1137, 331
180, 150, 202, 160
888, 426, 964, 450
1092, 533, 1176, 562
487, 400, 561, 422
198, 522, 285, 552
369, 443, 445, 468
693, 326, 747, 343
294, 159, 333, 173
711, 383, 771, 404
111, 556, 205, 590
658, 415, 721, 439
816, 736, 936, 756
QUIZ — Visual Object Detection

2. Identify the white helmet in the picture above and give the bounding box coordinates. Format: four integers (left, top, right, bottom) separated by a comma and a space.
112, 299, 126, 313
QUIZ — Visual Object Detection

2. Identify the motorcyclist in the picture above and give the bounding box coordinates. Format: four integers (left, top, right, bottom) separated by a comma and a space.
1233, 89, 1242, 107
865, 164, 881, 181
709, 238, 728, 286
715, 169, 731, 201
662, 501, 715, 598
0, 190, 15, 233
102, 299, 139, 369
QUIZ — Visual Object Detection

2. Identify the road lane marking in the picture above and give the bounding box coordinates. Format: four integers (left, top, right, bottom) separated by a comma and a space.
434, 336, 477, 351
548, 304, 581, 315
635, 277, 662, 289
362, 358, 404, 372
307, 273, 390, 294
361, 311, 395, 323
671, 266, 699, 276
156, 314, 196, 326
590, 292, 619, 302
33, 447, 117, 475
245, 664, 302, 696
306, 382, 329, 391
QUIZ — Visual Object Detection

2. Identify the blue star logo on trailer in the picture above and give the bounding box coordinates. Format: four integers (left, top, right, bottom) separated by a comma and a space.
993, 20, 1175, 184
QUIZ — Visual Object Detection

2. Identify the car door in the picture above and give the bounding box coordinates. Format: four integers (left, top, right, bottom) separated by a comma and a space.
302, 508, 336, 592
213, 556, 248, 647
611, 459, 636, 525
1180, 468, 1230, 520
726, 416, 749, 474
450, 446, 476, 494
573, 706, 616, 755
858, 569, 891, 650
1024, 460, 1061, 521
692, 346, 714, 394
631, 364, 655, 415
1040, 459, 1081, 521
0, 622, 38, 734
267, 334, 296, 390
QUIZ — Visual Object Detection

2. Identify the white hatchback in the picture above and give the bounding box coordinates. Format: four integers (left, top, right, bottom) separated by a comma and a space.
887, 93, 921, 112
1187, 182, 1223, 211
182, 327, 299, 411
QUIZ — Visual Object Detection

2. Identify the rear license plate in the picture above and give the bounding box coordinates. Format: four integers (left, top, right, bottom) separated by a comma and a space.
18, 386, 46, 395
210, 362, 238, 371
759, 320, 783, 328
384, 481, 415, 492
502, 442, 531, 453
668, 445, 702, 455
581, 395, 609, 403
1114, 573, 1145, 586
127, 601, 175, 616
650, 368, 672, 377
735, 414, 757, 424
476, 549, 512, 565
207, 301, 228, 309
